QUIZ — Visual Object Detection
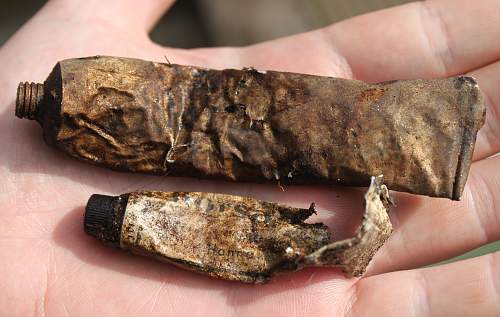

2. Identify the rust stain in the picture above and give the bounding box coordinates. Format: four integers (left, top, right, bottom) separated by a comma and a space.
356, 87, 386, 103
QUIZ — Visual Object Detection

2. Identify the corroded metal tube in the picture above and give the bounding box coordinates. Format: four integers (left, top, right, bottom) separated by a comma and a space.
84, 176, 393, 283
16, 56, 486, 199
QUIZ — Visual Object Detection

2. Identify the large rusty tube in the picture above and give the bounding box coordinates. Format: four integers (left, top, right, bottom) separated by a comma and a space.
16, 56, 485, 199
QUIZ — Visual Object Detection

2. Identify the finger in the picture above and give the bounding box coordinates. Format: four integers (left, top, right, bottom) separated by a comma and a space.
351, 252, 500, 316
47, 0, 176, 32
368, 156, 500, 276
469, 61, 500, 160
327, 0, 500, 82
237, 0, 500, 80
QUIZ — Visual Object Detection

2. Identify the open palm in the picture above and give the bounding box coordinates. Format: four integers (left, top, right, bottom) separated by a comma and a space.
0, 0, 499, 315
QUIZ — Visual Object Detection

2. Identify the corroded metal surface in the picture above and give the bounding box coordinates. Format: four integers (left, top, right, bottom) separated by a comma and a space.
303, 176, 393, 277
17, 56, 485, 199
86, 176, 392, 283
121, 191, 328, 282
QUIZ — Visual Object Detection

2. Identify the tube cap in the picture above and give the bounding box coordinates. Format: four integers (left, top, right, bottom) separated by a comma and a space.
85, 194, 114, 230
84, 194, 125, 246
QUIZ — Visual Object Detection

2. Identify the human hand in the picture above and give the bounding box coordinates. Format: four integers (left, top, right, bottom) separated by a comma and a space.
0, 0, 498, 315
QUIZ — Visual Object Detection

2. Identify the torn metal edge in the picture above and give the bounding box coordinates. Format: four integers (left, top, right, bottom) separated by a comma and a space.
301, 175, 393, 277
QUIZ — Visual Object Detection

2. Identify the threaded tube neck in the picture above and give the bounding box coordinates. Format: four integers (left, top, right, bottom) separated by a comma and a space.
16, 82, 44, 120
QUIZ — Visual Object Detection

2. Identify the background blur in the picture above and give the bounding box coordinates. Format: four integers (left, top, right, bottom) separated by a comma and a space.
1, 0, 498, 261
1, 0, 418, 47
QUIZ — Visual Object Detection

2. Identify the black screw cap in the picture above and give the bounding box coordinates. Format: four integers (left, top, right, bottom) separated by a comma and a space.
84, 194, 127, 247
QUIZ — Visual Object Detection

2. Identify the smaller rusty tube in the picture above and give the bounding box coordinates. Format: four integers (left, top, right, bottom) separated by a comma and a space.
83, 176, 393, 283
84, 191, 330, 283
16, 82, 44, 120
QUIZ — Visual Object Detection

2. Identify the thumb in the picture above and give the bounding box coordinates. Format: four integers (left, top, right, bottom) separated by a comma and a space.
47, 0, 176, 32
0, 0, 176, 98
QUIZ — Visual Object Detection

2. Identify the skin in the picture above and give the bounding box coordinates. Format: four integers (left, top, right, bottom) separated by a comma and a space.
0, 0, 498, 315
